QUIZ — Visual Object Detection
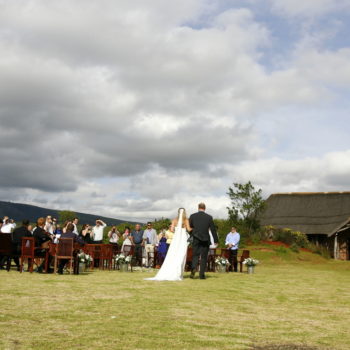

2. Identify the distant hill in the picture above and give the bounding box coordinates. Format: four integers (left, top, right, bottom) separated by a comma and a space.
0, 201, 139, 226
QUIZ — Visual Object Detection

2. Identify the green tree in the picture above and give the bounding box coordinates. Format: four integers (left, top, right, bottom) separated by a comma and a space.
226, 181, 266, 235
58, 210, 77, 224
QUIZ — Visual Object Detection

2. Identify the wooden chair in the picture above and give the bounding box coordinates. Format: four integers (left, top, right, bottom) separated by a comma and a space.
20, 237, 40, 273
207, 248, 218, 272
121, 245, 135, 271
0, 233, 14, 271
45, 242, 57, 273
238, 250, 250, 273
54, 238, 74, 274
84, 244, 102, 270
220, 248, 231, 272
100, 244, 113, 270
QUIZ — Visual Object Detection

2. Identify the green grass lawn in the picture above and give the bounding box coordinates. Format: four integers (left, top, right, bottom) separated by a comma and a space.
0, 247, 349, 350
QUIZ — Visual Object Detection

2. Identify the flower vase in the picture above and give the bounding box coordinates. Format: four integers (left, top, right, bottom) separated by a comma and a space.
119, 263, 128, 272
79, 262, 85, 273
247, 265, 255, 274
217, 265, 227, 273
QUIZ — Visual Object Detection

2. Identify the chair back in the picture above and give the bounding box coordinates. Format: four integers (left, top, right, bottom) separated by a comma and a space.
240, 249, 250, 261
56, 238, 74, 258
101, 244, 113, 259
122, 244, 135, 257
83, 244, 102, 259
21, 237, 35, 258
208, 248, 216, 256
48, 242, 57, 256
0, 233, 12, 255
220, 248, 230, 259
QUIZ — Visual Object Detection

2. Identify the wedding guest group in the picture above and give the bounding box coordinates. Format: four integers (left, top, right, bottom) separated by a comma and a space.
1, 209, 245, 276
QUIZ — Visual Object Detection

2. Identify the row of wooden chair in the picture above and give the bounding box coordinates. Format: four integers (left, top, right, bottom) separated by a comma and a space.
1, 235, 250, 274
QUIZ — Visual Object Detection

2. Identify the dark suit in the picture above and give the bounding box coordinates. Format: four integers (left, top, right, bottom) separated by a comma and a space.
189, 211, 218, 277
33, 227, 50, 247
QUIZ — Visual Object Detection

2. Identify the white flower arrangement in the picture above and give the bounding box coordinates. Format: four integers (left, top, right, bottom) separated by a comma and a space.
78, 252, 92, 263
215, 257, 230, 266
115, 253, 132, 264
243, 257, 259, 266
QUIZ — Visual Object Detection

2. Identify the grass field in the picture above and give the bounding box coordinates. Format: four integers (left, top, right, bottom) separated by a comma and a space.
0, 247, 349, 350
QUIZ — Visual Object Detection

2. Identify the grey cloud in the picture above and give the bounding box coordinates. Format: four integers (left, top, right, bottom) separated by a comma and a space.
0, 1, 348, 220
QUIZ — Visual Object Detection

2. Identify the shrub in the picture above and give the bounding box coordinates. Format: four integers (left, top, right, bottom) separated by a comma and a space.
290, 243, 300, 253
261, 226, 309, 248
308, 243, 331, 259
274, 246, 288, 254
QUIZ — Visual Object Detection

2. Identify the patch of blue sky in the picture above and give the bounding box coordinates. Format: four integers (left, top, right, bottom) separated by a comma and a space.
256, 103, 350, 160
182, 1, 350, 71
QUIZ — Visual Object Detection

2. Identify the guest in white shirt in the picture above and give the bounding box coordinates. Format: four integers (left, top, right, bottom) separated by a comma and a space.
72, 217, 79, 235
92, 219, 107, 244
142, 222, 158, 267
44, 216, 54, 234
2, 217, 16, 233
225, 227, 240, 272
108, 226, 120, 244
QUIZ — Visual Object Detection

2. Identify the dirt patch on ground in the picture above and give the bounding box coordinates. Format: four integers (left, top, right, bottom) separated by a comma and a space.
252, 247, 274, 252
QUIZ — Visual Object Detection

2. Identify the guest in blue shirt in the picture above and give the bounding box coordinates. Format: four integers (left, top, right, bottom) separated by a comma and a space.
225, 227, 240, 272
131, 224, 144, 267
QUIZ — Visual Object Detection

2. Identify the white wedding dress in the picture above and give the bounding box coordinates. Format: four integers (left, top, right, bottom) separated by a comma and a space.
145, 209, 189, 281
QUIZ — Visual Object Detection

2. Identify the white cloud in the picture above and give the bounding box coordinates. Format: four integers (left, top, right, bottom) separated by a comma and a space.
0, 1, 349, 221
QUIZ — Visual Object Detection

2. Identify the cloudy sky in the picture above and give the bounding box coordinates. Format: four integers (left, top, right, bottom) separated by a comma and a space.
1, 0, 350, 221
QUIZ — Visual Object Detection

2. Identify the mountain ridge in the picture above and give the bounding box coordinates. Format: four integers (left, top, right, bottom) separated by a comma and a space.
0, 200, 139, 225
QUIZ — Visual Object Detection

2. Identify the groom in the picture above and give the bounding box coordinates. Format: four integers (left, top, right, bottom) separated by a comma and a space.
189, 203, 218, 279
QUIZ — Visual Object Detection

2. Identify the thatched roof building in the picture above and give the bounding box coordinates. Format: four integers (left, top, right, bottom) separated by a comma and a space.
260, 192, 350, 260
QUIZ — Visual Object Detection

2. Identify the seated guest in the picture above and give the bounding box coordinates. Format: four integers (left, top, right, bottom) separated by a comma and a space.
79, 224, 93, 243
11, 219, 32, 271
57, 223, 85, 274
225, 226, 240, 272
91, 219, 107, 244
33, 217, 53, 273
53, 224, 63, 243
33, 218, 52, 246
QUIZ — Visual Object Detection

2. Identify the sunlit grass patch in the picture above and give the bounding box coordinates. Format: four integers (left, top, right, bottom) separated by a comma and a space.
0, 250, 349, 350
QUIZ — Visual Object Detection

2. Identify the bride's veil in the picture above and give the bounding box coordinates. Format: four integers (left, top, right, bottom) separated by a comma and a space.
176, 208, 184, 230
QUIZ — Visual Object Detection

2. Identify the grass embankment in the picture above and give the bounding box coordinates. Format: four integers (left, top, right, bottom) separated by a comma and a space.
0, 246, 349, 350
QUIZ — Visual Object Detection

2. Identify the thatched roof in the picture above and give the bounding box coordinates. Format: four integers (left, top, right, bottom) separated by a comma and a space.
259, 192, 350, 236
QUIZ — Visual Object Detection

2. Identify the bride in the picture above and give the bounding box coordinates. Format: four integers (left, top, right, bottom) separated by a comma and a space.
145, 208, 191, 281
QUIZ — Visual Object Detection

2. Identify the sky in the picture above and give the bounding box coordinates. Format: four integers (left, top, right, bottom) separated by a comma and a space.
1, 0, 350, 222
